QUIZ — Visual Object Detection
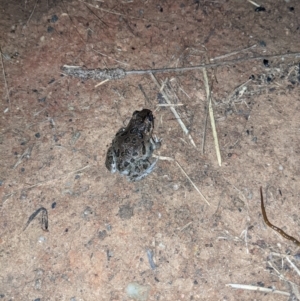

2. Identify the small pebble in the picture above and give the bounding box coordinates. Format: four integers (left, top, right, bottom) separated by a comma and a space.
35, 133, 41, 138
119, 204, 134, 220
75, 174, 80, 180
263, 59, 269, 67
173, 184, 179, 191
259, 40, 266, 47
35, 279, 42, 290
51, 202, 57, 209
47, 26, 54, 33
255, 6, 266, 12
126, 282, 150, 301
50, 15, 58, 23
82, 206, 93, 220
21, 167, 25, 172
279, 165, 283, 171
38, 97, 46, 102
98, 230, 107, 240
38, 236, 46, 243
266, 76, 272, 83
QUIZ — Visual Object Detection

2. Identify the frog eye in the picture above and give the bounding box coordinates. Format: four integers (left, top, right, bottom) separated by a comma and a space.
121, 131, 128, 136
148, 112, 154, 122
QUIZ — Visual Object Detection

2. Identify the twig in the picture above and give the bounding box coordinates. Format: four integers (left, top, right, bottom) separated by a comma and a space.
146, 249, 156, 270
150, 73, 196, 148
95, 79, 109, 87
0, 47, 11, 108
4, 165, 90, 200
13, 145, 34, 169
157, 104, 184, 107
23, 207, 48, 232
246, 0, 260, 7
226, 284, 290, 296
285, 256, 300, 278
26, 0, 38, 26
61, 51, 300, 80
210, 44, 257, 61
202, 68, 222, 166
271, 252, 300, 277
267, 261, 299, 287
153, 155, 210, 206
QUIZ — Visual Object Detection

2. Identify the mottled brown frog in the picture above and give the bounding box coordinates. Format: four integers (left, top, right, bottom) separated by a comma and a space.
105, 109, 161, 182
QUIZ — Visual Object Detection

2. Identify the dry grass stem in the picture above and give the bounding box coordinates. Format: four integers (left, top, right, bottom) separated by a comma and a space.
4, 165, 90, 200
93, 49, 129, 66
285, 256, 300, 277
174, 160, 210, 206
202, 68, 222, 166
267, 261, 298, 287
0, 47, 11, 109
153, 155, 210, 206
150, 73, 196, 148
95, 79, 109, 87
246, 0, 260, 7
210, 44, 257, 61
271, 252, 300, 277
224, 79, 252, 105
13, 145, 34, 169
26, 0, 38, 25
157, 104, 184, 107
226, 284, 290, 296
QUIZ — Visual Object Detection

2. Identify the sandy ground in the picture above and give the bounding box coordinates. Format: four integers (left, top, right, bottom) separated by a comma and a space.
1, 0, 300, 300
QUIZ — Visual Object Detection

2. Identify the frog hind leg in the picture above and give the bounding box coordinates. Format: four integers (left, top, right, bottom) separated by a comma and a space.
128, 158, 159, 182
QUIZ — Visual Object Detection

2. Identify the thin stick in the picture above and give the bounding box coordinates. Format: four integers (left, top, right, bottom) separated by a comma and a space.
157, 104, 184, 107
210, 44, 257, 61
246, 0, 260, 7
0, 47, 11, 107
150, 73, 196, 148
127, 52, 300, 75
285, 256, 300, 277
26, 0, 38, 25
153, 155, 210, 206
3, 165, 90, 200
95, 79, 109, 87
62, 51, 300, 81
175, 160, 210, 206
202, 68, 222, 166
226, 284, 290, 296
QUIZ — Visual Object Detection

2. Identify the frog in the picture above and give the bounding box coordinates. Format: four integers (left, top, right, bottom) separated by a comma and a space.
105, 109, 161, 182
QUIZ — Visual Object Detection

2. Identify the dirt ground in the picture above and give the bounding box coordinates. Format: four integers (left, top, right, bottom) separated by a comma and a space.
1, 0, 300, 300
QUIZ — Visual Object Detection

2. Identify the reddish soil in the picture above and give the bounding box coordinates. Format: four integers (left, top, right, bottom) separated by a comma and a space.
1, 0, 300, 300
